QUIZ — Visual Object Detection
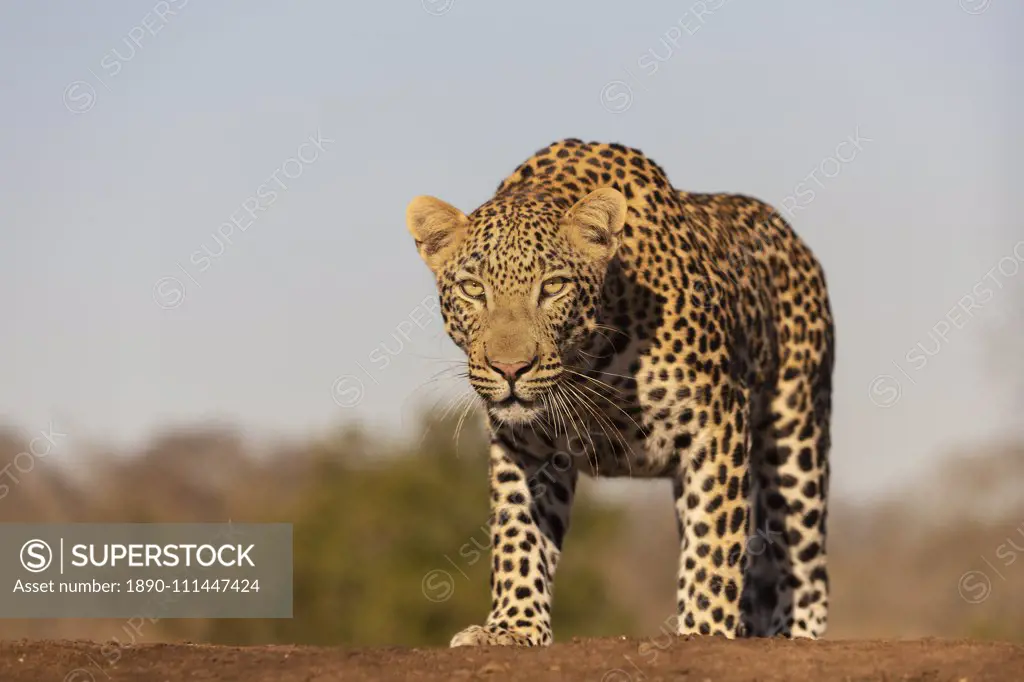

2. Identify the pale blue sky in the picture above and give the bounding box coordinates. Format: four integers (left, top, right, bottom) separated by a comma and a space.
1, 0, 1021, 498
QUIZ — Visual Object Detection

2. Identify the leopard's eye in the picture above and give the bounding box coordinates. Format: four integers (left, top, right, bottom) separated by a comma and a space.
459, 280, 486, 300
541, 277, 569, 298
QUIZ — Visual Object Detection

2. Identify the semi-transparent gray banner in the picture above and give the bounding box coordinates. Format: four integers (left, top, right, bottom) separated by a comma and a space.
1, 523, 291, 618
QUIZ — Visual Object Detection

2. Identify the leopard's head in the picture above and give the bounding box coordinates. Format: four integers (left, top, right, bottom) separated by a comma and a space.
406, 189, 626, 425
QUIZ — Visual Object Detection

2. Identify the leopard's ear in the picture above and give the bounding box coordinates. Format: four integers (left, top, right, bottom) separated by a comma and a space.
562, 188, 627, 263
406, 196, 470, 273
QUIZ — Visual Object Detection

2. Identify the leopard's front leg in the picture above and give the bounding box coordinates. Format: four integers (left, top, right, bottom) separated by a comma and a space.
450, 430, 577, 647
672, 376, 751, 638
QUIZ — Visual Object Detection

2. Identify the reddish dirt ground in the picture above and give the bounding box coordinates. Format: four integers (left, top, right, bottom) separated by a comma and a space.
3, 637, 1022, 682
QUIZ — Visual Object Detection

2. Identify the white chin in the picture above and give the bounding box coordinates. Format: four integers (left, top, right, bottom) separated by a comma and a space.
489, 402, 543, 424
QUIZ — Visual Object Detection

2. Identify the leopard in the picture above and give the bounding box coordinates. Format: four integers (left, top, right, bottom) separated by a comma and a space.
405, 138, 834, 647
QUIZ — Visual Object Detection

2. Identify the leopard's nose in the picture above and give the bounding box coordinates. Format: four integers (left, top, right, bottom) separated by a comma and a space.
488, 357, 537, 382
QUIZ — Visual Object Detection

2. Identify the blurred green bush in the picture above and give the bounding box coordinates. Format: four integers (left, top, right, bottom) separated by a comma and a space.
195, 413, 632, 646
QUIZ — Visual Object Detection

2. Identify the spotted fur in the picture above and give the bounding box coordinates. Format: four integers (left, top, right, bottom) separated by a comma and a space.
406, 139, 834, 647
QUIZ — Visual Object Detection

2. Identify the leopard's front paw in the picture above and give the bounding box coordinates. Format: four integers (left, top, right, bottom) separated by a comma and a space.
449, 624, 540, 647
